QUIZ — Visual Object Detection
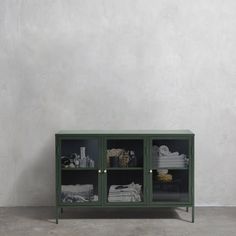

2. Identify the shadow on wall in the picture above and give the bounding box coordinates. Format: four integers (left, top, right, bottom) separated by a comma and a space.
13, 135, 55, 206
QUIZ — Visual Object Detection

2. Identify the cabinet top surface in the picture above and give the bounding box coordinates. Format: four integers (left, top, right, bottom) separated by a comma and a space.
56, 130, 194, 135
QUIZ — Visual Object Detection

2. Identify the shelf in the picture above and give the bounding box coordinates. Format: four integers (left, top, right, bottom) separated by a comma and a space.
62, 167, 144, 171
107, 167, 143, 170
153, 179, 181, 184
61, 168, 98, 171
153, 167, 188, 170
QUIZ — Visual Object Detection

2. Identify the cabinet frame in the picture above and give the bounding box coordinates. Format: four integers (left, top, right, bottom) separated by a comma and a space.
55, 131, 194, 223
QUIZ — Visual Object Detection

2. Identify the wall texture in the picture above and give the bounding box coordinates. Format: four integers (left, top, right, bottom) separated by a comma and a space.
0, 0, 236, 206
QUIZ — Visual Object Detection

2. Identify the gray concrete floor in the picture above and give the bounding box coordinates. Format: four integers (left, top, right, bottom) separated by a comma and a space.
0, 207, 236, 236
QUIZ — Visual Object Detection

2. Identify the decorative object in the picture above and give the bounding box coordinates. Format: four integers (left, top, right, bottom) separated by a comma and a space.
109, 156, 119, 167
61, 156, 70, 168
128, 150, 137, 167
80, 147, 86, 159
70, 153, 78, 159
107, 149, 137, 168
80, 158, 87, 168
61, 148, 95, 168
69, 162, 75, 168
89, 159, 95, 168
157, 173, 173, 183
107, 148, 124, 164
119, 151, 129, 167
74, 155, 80, 167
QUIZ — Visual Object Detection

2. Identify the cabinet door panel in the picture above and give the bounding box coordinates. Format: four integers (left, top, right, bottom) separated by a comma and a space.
149, 137, 191, 204
104, 136, 146, 205
57, 137, 102, 205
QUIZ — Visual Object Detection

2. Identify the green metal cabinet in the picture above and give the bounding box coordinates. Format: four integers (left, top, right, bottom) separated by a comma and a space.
55, 130, 194, 223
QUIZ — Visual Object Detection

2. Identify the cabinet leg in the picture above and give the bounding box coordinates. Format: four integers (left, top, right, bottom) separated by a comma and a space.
192, 206, 194, 223
56, 207, 59, 224
186, 207, 188, 212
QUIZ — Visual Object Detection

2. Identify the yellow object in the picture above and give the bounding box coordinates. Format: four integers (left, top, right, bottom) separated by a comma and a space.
157, 174, 172, 183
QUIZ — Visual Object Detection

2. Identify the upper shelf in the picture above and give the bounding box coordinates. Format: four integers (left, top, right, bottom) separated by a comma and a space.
56, 130, 194, 135
61, 167, 98, 171
107, 167, 143, 170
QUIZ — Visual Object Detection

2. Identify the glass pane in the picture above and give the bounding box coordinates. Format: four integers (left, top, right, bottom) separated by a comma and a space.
61, 139, 99, 168
152, 169, 189, 202
106, 139, 143, 168
61, 170, 99, 203
152, 139, 189, 202
107, 170, 143, 203
60, 138, 100, 204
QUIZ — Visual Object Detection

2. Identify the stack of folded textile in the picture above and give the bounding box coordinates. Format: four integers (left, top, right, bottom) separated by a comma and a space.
157, 155, 187, 168
152, 145, 188, 168
61, 184, 96, 203
108, 182, 142, 202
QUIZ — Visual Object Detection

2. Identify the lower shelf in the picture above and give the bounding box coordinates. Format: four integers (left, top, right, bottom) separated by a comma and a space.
61, 170, 100, 204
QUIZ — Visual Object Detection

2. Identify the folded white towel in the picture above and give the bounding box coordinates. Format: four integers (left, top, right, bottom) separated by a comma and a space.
108, 195, 141, 202
109, 182, 141, 193
158, 154, 186, 160
108, 182, 142, 202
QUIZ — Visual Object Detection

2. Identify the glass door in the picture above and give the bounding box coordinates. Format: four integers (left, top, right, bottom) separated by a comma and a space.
104, 136, 146, 205
59, 136, 102, 205
149, 137, 191, 204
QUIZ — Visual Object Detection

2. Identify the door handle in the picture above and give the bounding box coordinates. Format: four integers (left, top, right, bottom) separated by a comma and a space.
149, 169, 152, 173
98, 169, 102, 174
104, 169, 107, 173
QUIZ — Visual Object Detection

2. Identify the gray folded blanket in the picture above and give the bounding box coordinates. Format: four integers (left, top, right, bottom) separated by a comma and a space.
108, 182, 142, 202
61, 184, 94, 203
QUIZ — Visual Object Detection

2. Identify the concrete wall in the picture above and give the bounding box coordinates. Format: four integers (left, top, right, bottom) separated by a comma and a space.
0, 0, 236, 206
